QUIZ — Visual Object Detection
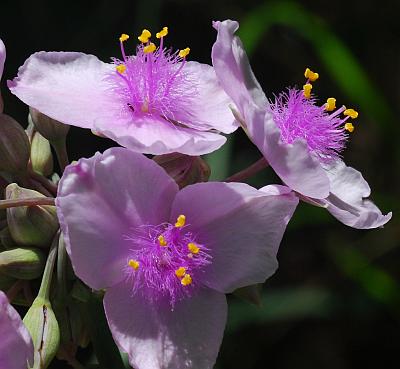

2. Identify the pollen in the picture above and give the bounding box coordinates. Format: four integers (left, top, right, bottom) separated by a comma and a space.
303, 83, 312, 99
344, 108, 359, 119
128, 259, 140, 270
325, 97, 336, 111
119, 33, 129, 42
175, 214, 186, 228
181, 274, 192, 286
158, 234, 167, 246
304, 67, 319, 82
175, 267, 186, 278
187, 242, 200, 254
116, 64, 126, 74
156, 26, 168, 39
178, 47, 190, 58
143, 43, 156, 53
345, 122, 355, 132
138, 29, 151, 43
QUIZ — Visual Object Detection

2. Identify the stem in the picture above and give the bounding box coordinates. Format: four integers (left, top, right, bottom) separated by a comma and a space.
37, 232, 59, 301
0, 197, 55, 210
225, 157, 269, 182
29, 169, 58, 195
52, 139, 69, 172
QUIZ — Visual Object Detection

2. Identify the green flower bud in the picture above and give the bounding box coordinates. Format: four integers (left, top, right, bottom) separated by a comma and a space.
23, 297, 60, 369
0, 247, 46, 279
6, 184, 58, 247
30, 131, 54, 177
234, 284, 262, 306
0, 114, 30, 176
0, 270, 16, 290
153, 153, 211, 189
0, 227, 18, 249
29, 108, 69, 142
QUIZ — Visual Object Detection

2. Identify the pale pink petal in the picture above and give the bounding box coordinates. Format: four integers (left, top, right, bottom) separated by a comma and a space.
94, 114, 227, 155
0, 291, 33, 369
170, 182, 299, 293
212, 20, 268, 115
8, 51, 117, 129
320, 161, 392, 229
104, 283, 227, 369
56, 148, 178, 290
0, 39, 5, 80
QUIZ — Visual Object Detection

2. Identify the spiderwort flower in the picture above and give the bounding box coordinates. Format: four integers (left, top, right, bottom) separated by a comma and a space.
8, 27, 237, 155
56, 148, 298, 369
0, 291, 34, 369
212, 20, 391, 229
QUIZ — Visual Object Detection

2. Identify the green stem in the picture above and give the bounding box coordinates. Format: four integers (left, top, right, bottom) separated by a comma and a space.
225, 157, 269, 182
0, 197, 55, 210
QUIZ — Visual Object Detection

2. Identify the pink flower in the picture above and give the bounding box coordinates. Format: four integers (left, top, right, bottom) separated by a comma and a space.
0, 291, 34, 369
212, 20, 392, 229
56, 148, 298, 369
8, 28, 237, 155
0, 38, 5, 80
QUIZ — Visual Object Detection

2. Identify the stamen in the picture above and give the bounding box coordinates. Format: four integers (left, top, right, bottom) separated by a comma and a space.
345, 122, 355, 132
175, 267, 186, 278
303, 83, 312, 99
158, 234, 167, 246
116, 64, 126, 74
119, 34, 129, 42
156, 26, 168, 39
181, 274, 192, 286
138, 29, 152, 43
344, 108, 359, 119
325, 97, 336, 111
143, 43, 156, 53
187, 242, 200, 254
178, 47, 190, 58
128, 259, 140, 270
175, 214, 186, 228
304, 67, 319, 82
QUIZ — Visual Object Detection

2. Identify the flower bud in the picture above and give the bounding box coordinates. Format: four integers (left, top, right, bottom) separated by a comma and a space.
30, 131, 54, 176
0, 114, 30, 176
0, 271, 16, 290
6, 184, 58, 247
23, 297, 60, 369
234, 284, 262, 306
29, 108, 70, 142
0, 247, 46, 280
0, 227, 18, 249
153, 153, 211, 189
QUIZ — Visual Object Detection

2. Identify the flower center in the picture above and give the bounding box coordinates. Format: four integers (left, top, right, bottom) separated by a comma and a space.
124, 214, 212, 306
108, 27, 197, 125
270, 67, 359, 162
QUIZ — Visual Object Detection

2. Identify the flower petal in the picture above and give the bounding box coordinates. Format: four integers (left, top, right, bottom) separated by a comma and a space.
104, 283, 227, 369
0, 38, 5, 80
94, 114, 227, 156
8, 51, 117, 129
170, 182, 299, 293
212, 20, 268, 115
255, 114, 330, 199
56, 148, 178, 289
182, 61, 238, 134
320, 161, 392, 229
0, 291, 33, 369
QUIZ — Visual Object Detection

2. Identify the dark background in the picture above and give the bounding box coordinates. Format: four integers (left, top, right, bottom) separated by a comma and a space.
1, 1, 399, 368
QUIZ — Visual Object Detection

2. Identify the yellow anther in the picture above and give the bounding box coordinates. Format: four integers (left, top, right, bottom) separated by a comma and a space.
187, 242, 200, 254
179, 47, 190, 58
128, 259, 139, 270
116, 64, 126, 74
303, 83, 312, 99
156, 26, 168, 39
325, 97, 336, 111
138, 29, 151, 43
345, 122, 355, 133
344, 108, 359, 119
175, 267, 186, 278
143, 43, 156, 54
175, 214, 186, 228
181, 274, 192, 286
119, 34, 129, 42
158, 235, 167, 246
304, 67, 319, 82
